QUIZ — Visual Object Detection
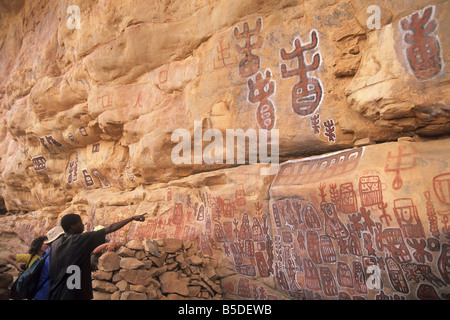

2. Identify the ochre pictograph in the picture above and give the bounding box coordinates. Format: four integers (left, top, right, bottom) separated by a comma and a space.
400, 5, 443, 80
280, 30, 323, 116
234, 18, 263, 77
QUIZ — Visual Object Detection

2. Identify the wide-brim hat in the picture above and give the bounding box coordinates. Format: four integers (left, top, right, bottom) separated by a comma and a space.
45, 226, 65, 244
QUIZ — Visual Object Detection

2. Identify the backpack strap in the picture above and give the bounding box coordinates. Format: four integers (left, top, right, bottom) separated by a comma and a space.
25, 254, 35, 270
30, 251, 51, 299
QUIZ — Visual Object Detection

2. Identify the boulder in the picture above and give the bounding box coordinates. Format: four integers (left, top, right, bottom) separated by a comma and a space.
98, 251, 121, 272
120, 257, 145, 270
119, 269, 153, 286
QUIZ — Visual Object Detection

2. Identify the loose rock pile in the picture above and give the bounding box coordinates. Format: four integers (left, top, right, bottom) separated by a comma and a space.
92, 238, 234, 300
0, 258, 13, 300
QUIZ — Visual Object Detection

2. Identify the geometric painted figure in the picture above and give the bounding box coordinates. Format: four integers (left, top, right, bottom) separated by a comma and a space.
385, 257, 409, 294
400, 6, 443, 80
393, 198, 425, 238
321, 203, 348, 239
234, 18, 263, 77
303, 203, 322, 230
280, 30, 323, 116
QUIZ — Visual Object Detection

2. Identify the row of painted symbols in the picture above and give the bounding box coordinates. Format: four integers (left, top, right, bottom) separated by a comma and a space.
233, 17, 336, 142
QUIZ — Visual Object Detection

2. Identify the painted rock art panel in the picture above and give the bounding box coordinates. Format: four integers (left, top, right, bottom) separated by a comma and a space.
64, 141, 135, 193
83, 164, 287, 300
269, 138, 450, 300
150, 166, 284, 300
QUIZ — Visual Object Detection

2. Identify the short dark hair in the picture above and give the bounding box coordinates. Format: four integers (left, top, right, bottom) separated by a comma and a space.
60, 213, 82, 232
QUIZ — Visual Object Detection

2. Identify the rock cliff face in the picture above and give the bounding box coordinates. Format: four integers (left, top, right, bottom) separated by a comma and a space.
0, 0, 449, 299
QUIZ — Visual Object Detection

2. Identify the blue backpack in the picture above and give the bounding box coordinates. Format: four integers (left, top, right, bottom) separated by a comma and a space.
10, 252, 50, 300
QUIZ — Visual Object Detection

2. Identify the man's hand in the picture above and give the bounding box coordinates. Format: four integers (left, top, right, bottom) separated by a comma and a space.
133, 213, 147, 222
104, 213, 147, 235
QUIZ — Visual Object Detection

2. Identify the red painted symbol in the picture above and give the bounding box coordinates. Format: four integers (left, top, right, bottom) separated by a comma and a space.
234, 18, 263, 77
32, 156, 47, 171
323, 119, 336, 143
383, 228, 412, 263
159, 70, 168, 84
280, 30, 323, 116
91, 168, 111, 189
248, 69, 276, 130
319, 266, 338, 296
310, 114, 320, 135
386, 257, 409, 294
337, 262, 354, 288
303, 204, 322, 230
339, 182, 358, 214
304, 258, 321, 291
306, 231, 322, 264
321, 203, 348, 239
433, 172, 450, 205
353, 261, 368, 294
359, 175, 383, 206
213, 36, 237, 70
68, 133, 79, 144
438, 244, 450, 284
79, 127, 88, 136
400, 6, 443, 80
235, 184, 246, 207
82, 169, 94, 188
393, 198, 425, 238
132, 91, 143, 109
46, 136, 62, 147
97, 92, 112, 108
89, 143, 99, 154
385, 146, 417, 190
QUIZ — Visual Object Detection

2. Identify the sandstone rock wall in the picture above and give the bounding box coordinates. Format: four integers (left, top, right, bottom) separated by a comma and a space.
0, 0, 449, 299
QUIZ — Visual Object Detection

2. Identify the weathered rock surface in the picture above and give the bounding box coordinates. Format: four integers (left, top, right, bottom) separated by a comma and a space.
0, 0, 449, 300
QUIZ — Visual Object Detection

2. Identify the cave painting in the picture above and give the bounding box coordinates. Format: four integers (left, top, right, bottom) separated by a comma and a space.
39, 135, 63, 152
122, 184, 281, 299
384, 145, 417, 190
233, 17, 277, 131
247, 69, 277, 130
280, 29, 323, 116
32, 156, 47, 172
400, 5, 443, 80
212, 36, 237, 70
268, 147, 449, 300
234, 17, 263, 77
97, 92, 113, 108
14, 7, 449, 302
432, 172, 450, 238
273, 148, 363, 187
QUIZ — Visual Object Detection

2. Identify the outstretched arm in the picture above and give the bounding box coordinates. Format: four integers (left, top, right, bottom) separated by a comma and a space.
3, 254, 22, 272
104, 214, 146, 235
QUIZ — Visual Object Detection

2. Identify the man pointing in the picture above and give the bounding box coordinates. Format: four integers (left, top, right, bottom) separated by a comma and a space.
49, 213, 146, 300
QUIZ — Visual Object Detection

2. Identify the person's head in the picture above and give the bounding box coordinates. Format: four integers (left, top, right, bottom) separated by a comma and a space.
28, 236, 48, 256
61, 213, 84, 234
